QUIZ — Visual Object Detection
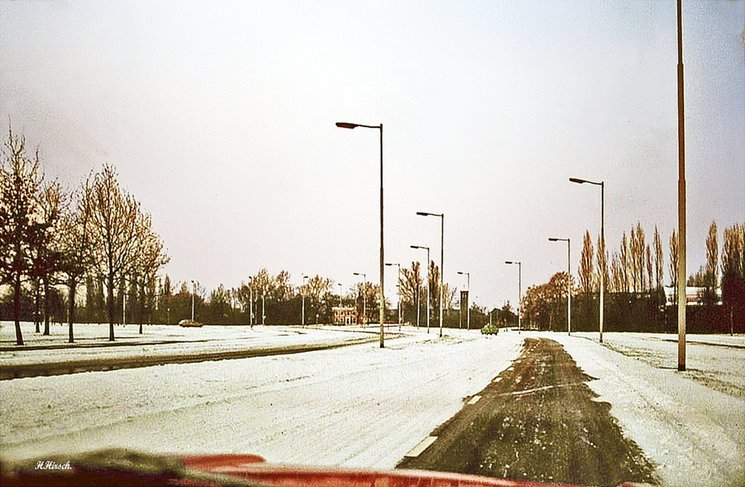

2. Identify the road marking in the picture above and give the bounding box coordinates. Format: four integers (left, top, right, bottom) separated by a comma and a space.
405, 436, 438, 457
501, 382, 583, 397
467, 395, 481, 405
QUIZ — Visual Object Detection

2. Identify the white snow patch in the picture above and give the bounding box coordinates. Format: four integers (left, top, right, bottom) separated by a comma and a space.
0, 327, 524, 470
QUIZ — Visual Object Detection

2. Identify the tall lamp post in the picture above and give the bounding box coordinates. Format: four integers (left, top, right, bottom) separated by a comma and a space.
248, 276, 254, 327
505, 262, 521, 333
417, 212, 444, 337
385, 262, 402, 330
301, 275, 309, 326
457, 271, 471, 330
411, 245, 430, 333
336, 121, 385, 348
353, 272, 367, 327
676, 0, 687, 371
569, 177, 605, 343
337, 283, 342, 307
549, 237, 572, 335
190, 280, 196, 322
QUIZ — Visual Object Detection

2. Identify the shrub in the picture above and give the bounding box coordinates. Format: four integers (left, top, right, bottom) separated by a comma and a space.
481, 324, 499, 335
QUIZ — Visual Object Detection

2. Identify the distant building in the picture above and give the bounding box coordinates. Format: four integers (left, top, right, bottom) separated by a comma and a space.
332, 306, 357, 325
663, 286, 721, 306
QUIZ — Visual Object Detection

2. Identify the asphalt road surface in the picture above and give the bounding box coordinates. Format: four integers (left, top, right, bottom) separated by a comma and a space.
398, 338, 658, 486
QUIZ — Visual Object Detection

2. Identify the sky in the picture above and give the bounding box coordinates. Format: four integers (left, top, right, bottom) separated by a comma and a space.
1, 0, 744, 310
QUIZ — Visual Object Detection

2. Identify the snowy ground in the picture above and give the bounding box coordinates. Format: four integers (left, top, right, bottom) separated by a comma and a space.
0, 322, 380, 367
572, 331, 745, 398
0, 327, 524, 468
532, 331, 745, 487
1, 327, 743, 486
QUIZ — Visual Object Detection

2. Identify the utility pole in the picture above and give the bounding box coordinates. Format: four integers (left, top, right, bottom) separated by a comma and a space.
677, 0, 687, 371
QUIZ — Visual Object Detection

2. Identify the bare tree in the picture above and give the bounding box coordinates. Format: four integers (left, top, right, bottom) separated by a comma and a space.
645, 244, 653, 297
58, 186, 92, 342
134, 216, 169, 333
83, 165, 143, 341
619, 231, 630, 293
721, 223, 745, 334
653, 226, 664, 292
579, 231, 595, 295
705, 221, 719, 304
31, 180, 67, 335
596, 232, 608, 295
0, 127, 43, 345
669, 229, 679, 305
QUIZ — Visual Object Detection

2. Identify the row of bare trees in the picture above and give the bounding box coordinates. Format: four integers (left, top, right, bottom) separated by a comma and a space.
524, 221, 745, 332
0, 127, 168, 344
161, 260, 459, 327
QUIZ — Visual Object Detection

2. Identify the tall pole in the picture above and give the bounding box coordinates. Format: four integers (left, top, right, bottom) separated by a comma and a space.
190, 280, 195, 322
411, 245, 430, 333
569, 177, 605, 342
248, 278, 253, 327
386, 263, 402, 330
568, 240, 572, 335
301, 275, 308, 326
518, 262, 522, 333
458, 271, 471, 330
466, 272, 470, 330
440, 215, 444, 337
416, 212, 444, 337
336, 121, 385, 347
379, 125, 385, 347
262, 290, 265, 326
398, 266, 402, 330
600, 182, 605, 343
677, 0, 687, 371
354, 272, 367, 327
549, 238, 572, 335
505, 262, 521, 332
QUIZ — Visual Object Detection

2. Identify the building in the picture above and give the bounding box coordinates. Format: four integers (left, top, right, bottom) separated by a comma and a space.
332, 306, 357, 325
663, 286, 721, 306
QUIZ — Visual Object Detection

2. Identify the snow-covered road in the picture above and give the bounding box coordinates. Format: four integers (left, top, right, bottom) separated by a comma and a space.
2, 328, 744, 486
0, 328, 524, 467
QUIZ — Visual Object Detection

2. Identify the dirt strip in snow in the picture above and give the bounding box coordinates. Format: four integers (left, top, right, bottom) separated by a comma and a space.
398, 338, 658, 486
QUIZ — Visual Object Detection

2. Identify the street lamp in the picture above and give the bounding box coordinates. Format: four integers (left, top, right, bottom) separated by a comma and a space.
417, 211, 444, 337
248, 276, 254, 328
353, 272, 367, 327
301, 275, 309, 326
336, 121, 385, 348
505, 261, 521, 333
385, 262, 402, 330
569, 177, 605, 343
337, 282, 342, 307
190, 280, 196, 322
457, 271, 471, 330
411, 245, 430, 333
549, 237, 572, 335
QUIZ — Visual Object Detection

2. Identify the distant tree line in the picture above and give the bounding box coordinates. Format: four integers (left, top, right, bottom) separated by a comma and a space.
0, 126, 169, 344
522, 221, 745, 334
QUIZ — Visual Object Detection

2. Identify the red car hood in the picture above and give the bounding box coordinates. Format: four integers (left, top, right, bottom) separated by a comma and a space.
2, 451, 648, 487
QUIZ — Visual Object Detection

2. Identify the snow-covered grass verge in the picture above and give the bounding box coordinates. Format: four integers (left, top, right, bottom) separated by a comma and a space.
532, 331, 745, 487
0, 322, 379, 367
572, 331, 745, 398
0, 328, 524, 469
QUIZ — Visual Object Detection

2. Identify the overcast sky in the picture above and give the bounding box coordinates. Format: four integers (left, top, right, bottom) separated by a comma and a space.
1, 0, 743, 309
